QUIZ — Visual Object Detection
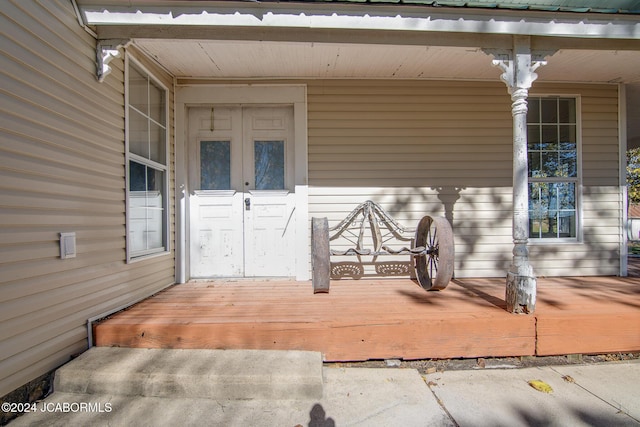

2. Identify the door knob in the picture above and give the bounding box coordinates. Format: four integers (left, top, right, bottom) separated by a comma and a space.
245, 198, 251, 211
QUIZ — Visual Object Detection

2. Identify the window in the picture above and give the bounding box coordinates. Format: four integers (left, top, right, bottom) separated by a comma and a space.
528, 97, 579, 240
126, 58, 169, 259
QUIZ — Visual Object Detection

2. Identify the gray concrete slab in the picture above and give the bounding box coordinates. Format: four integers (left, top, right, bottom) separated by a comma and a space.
427, 363, 640, 427
9, 367, 449, 427
54, 347, 323, 400
320, 367, 453, 426
9, 348, 640, 427
550, 361, 640, 422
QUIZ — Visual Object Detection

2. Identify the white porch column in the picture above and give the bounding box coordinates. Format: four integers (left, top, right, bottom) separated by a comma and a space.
487, 36, 550, 314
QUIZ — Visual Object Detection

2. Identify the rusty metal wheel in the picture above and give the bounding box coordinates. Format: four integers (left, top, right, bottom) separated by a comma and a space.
414, 216, 454, 291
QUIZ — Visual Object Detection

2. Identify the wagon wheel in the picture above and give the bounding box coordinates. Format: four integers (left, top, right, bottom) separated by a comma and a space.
311, 217, 331, 293
414, 216, 454, 291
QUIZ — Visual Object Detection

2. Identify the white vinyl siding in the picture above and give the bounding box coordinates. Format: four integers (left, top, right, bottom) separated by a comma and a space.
0, 1, 175, 397
307, 80, 513, 278
305, 80, 621, 277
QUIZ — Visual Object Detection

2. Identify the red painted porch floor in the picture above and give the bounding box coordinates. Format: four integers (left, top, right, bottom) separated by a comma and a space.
94, 266, 640, 361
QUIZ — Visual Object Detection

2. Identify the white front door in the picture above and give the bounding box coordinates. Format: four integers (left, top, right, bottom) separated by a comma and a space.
188, 106, 296, 278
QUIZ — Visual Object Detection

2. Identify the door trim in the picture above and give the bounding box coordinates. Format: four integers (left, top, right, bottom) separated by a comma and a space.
176, 85, 309, 282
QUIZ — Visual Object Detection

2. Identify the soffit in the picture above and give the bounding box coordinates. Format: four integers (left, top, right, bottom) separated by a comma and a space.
132, 39, 640, 83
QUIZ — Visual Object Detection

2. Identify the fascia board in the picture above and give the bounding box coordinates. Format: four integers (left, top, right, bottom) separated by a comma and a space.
78, 2, 640, 39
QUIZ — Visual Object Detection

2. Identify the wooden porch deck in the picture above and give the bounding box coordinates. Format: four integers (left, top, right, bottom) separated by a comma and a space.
94, 271, 640, 361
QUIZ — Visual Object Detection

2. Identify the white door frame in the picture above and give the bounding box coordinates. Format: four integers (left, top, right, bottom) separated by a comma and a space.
175, 85, 309, 282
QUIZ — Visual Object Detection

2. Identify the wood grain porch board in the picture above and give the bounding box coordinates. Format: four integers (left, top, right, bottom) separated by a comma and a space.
535, 276, 640, 356
93, 276, 640, 361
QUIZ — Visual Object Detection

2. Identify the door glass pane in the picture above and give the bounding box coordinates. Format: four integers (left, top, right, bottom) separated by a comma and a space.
254, 140, 285, 190
200, 141, 231, 190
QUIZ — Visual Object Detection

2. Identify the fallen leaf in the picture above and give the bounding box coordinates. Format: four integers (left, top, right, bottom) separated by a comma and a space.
562, 375, 575, 383
528, 379, 553, 394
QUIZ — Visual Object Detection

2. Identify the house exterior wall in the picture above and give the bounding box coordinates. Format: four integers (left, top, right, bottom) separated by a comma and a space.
0, 1, 175, 397
305, 80, 621, 277
0, 1, 623, 399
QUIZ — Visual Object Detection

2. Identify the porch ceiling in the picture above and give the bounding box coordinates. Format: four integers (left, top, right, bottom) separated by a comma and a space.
78, 0, 640, 83
134, 39, 640, 83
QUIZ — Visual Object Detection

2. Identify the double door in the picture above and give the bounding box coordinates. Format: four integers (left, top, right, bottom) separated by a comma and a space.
189, 106, 296, 278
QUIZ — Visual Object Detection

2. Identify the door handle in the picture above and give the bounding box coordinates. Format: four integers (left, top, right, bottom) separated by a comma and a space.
245, 198, 251, 211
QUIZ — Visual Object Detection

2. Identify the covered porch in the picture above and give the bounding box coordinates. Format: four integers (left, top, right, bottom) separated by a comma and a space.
94, 264, 640, 361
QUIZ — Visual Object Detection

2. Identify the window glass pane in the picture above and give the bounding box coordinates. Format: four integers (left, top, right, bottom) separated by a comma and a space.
558, 98, 576, 123
146, 167, 165, 249
149, 79, 165, 124
129, 108, 149, 158
541, 151, 558, 177
255, 140, 285, 190
541, 99, 557, 123
541, 125, 558, 150
528, 152, 541, 178
529, 219, 543, 239
129, 161, 165, 253
558, 212, 576, 238
129, 161, 147, 253
129, 161, 146, 191
527, 125, 541, 150
529, 181, 576, 238
558, 150, 577, 178
129, 65, 147, 114
557, 182, 576, 210
559, 125, 576, 150
200, 141, 231, 190
529, 182, 546, 239
527, 98, 540, 123
149, 121, 166, 164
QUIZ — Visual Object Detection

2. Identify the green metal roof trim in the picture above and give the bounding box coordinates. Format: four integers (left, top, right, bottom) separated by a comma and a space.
277, 0, 640, 14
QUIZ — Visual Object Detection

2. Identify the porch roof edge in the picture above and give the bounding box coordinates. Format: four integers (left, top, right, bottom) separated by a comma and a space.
77, 1, 640, 41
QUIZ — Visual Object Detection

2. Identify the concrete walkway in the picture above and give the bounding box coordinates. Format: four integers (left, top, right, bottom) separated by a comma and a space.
8, 348, 640, 427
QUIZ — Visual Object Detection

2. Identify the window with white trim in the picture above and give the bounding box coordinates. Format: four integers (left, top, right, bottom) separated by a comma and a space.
126, 58, 169, 259
528, 97, 579, 240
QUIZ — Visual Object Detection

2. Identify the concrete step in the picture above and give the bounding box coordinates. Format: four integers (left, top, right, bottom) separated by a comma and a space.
54, 347, 323, 400
11, 367, 445, 427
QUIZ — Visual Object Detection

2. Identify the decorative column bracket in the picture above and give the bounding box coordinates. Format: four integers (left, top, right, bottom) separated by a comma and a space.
483, 37, 555, 314
484, 49, 554, 96
96, 39, 131, 82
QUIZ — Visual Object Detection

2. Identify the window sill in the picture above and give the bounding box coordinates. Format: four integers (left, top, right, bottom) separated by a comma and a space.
528, 239, 581, 245
128, 249, 171, 264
